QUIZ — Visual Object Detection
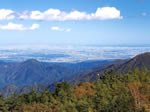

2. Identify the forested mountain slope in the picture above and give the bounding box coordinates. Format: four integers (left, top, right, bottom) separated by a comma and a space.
73, 52, 150, 83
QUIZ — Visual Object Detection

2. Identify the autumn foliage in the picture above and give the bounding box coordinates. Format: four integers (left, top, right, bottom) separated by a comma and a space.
74, 82, 96, 99
1, 68, 150, 112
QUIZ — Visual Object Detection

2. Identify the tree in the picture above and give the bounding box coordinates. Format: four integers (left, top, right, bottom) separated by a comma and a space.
0, 95, 7, 112
55, 82, 75, 103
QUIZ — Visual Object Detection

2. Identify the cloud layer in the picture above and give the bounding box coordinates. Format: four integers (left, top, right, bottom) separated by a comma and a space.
0, 7, 122, 21
0, 22, 39, 30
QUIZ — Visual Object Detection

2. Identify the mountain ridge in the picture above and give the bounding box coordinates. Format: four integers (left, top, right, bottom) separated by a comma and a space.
72, 52, 150, 83
0, 59, 73, 87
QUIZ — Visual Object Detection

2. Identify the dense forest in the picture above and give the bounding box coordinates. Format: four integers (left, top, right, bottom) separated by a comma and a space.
0, 68, 150, 112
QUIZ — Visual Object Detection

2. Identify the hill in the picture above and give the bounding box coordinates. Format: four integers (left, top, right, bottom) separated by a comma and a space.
1, 69, 150, 112
73, 52, 150, 83
1, 52, 150, 96
0, 83, 49, 97
0, 59, 112, 96
51, 60, 113, 71
0, 59, 73, 87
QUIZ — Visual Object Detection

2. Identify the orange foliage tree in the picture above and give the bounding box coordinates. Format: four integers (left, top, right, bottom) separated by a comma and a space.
74, 82, 96, 99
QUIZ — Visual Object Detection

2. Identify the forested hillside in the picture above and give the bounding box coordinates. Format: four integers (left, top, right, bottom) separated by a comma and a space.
0, 59, 73, 87
0, 59, 112, 88
73, 52, 150, 84
0, 59, 112, 96
0, 68, 150, 112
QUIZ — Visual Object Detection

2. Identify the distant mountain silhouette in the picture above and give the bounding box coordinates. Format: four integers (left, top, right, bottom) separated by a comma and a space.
0, 59, 73, 87
1, 52, 150, 96
0, 59, 111, 86
0, 59, 112, 96
73, 52, 150, 83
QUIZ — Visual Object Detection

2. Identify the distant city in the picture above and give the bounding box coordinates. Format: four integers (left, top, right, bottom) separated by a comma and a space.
0, 45, 150, 63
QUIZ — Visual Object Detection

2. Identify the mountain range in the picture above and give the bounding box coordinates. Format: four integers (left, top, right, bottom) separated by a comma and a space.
0, 52, 150, 96
0, 59, 113, 87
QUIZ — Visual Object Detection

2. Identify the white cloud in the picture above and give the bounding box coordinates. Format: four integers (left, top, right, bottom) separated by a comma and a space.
0, 22, 40, 30
51, 26, 71, 32
0, 9, 15, 20
0, 7, 122, 21
51, 26, 64, 31
94, 7, 123, 20
21, 7, 122, 21
29, 24, 40, 30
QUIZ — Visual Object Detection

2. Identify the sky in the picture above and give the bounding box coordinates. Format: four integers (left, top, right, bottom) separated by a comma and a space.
0, 0, 149, 46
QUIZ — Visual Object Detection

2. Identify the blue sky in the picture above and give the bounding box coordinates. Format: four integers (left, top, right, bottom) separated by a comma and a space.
0, 0, 149, 45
